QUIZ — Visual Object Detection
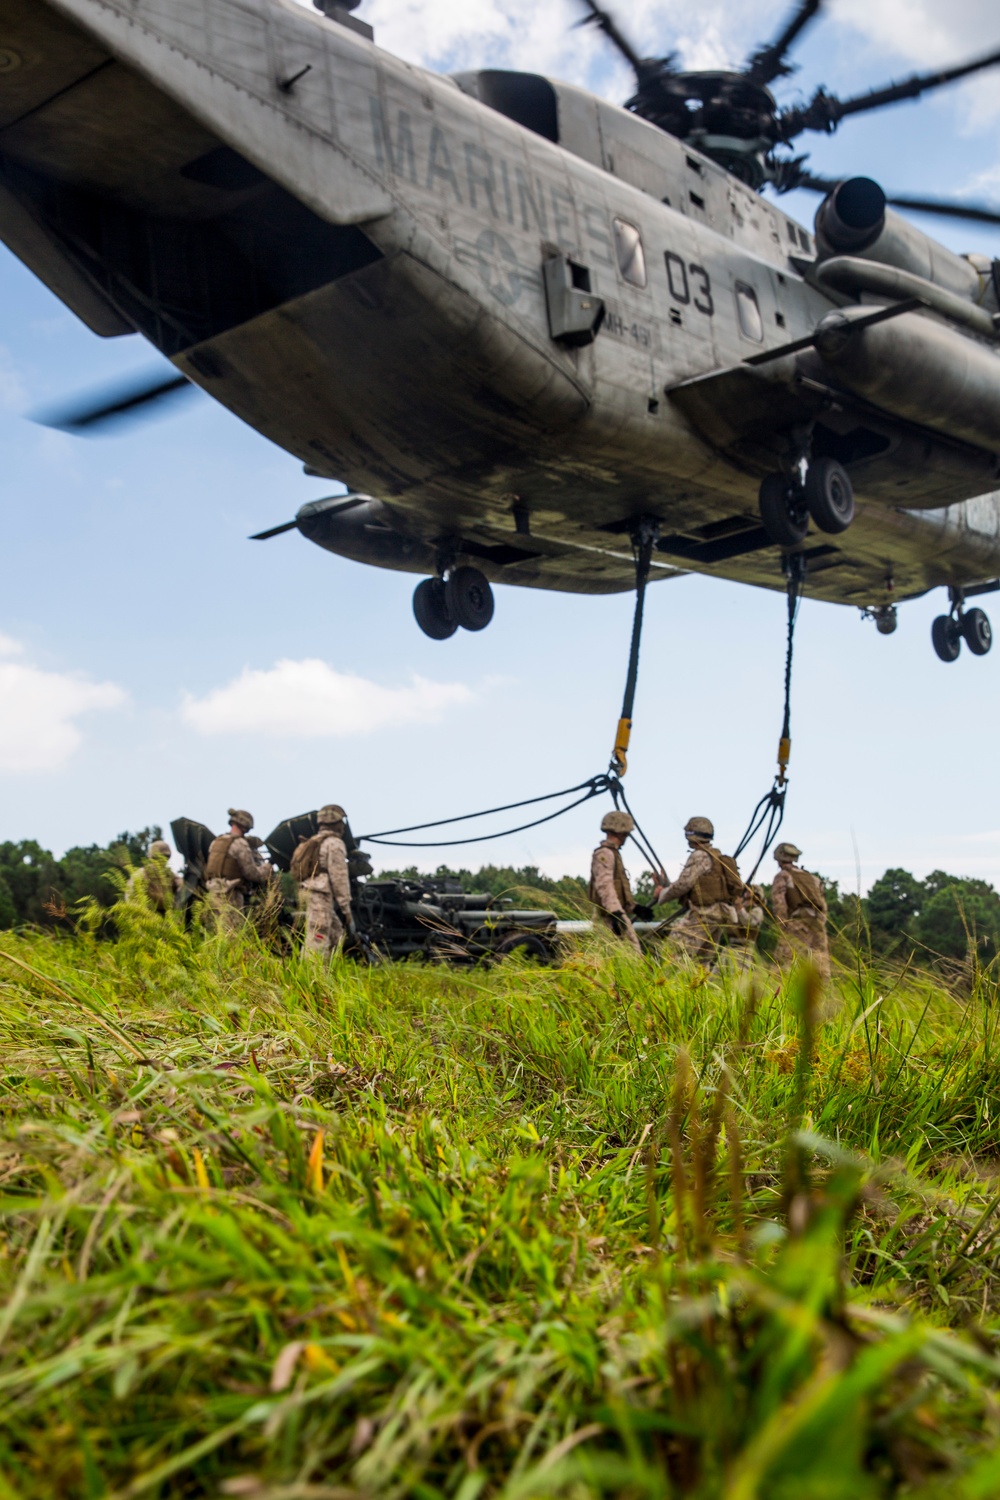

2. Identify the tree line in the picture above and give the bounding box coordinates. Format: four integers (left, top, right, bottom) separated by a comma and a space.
1, 835, 998, 966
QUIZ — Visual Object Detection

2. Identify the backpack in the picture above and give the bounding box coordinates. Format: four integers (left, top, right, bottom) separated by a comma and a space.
689, 846, 744, 906
787, 868, 825, 913
291, 832, 326, 882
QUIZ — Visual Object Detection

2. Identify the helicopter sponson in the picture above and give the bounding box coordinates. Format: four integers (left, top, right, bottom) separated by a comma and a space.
4, 0, 1000, 656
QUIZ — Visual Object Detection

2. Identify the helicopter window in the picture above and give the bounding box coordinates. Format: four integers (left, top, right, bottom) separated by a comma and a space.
689, 192, 705, 210
735, 282, 764, 342
613, 219, 647, 288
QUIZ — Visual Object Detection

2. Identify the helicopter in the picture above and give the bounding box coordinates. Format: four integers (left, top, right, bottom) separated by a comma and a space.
5, 0, 1000, 660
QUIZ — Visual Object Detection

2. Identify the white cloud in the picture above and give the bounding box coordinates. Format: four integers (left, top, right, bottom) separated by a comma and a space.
298, 0, 776, 95
181, 658, 475, 738
301, 0, 1000, 126
0, 642, 126, 772
835, 0, 996, 67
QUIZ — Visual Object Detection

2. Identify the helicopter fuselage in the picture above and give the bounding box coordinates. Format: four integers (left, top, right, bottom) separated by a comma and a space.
4, 0, 1000, 617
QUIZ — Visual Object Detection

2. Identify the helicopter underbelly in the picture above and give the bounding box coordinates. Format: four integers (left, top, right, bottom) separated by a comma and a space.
167, 252, 1000, 611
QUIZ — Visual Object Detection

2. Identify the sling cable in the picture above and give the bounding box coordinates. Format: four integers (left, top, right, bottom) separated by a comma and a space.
358, 519, 666, 878
357, 528, 800, 888
733, 551, 805, 883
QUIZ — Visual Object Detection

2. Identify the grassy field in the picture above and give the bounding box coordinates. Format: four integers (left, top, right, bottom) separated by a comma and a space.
3, 907, 1000, 1499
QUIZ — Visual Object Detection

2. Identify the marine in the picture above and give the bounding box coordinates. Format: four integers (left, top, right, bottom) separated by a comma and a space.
293, 804, 355, 959
204, 809, 273, 931
125, 839, 181, 913
653, 816, 747, 964
589, 811, 642, 954
771, 841, 831, 983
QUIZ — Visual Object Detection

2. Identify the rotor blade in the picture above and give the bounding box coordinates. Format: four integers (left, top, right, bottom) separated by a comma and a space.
576, 0, 645, 77
768, 159, 839, 194
793, 169, 840, 193
745, 0, 823, 86
780, 44, 1000, 137
885, 193, 1000, 227
249, 520, 298, 540
36, 372, 193, 434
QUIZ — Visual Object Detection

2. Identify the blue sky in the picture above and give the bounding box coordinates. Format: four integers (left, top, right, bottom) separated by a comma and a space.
3, 0, 1000, 893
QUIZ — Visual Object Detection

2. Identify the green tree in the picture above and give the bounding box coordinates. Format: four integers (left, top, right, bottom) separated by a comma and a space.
916, 877, 1000, 963
0, 873, 16, 930
0, 829, 162, 929
866, 868, 925, 948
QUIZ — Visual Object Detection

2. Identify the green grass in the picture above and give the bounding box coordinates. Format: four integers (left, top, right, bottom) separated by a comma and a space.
2, 906, 1000, 1498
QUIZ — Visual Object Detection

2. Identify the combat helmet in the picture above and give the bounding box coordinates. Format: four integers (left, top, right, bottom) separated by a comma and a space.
684, 816, 714, 842
228, 808, 254, 833
774, 842, 802, 863
601, 811, 634, 835
318, 804, 347, 826
148, 840, 172, 859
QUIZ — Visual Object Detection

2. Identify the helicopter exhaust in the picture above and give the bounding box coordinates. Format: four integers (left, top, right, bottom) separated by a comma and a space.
815, 178, 985, 305
814, 305, 1000, 455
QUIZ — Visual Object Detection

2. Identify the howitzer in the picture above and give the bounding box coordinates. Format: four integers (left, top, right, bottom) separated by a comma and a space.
355, 877, 559, 965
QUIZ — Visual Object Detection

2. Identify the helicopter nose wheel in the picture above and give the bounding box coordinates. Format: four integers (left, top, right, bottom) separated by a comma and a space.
931, 614, 962, 662
446, 566, 495, 631
413, 578, 457, 639
931, 603, 992, 662
963, 606, 993, 655
413, 567, 495, 639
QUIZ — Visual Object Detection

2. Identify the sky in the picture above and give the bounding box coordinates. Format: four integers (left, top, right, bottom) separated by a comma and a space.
3, 0, 1000, 894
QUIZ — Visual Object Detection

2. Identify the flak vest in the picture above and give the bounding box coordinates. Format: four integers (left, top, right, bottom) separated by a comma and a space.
686, 846, 744, 908
589, 841, 632, 911
784, 868, 825, 915
205, 834, 243, 881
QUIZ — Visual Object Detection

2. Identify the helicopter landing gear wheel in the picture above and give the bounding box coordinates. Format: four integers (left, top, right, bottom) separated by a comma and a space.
445, 566, 495, 631
962, 606, 993, 656
413, 578, 457, 640
804, 457, 854, 533
931, 614, 962, 663
758, 473, 809, 549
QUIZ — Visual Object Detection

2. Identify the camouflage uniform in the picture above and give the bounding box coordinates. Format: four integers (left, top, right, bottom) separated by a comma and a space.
205, 810, 271, 932
772, 843, 830, 983
655, 818, 746, 964
589, 811, 641, 954
125, 841, 181, 913
300, 805, 354, 959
